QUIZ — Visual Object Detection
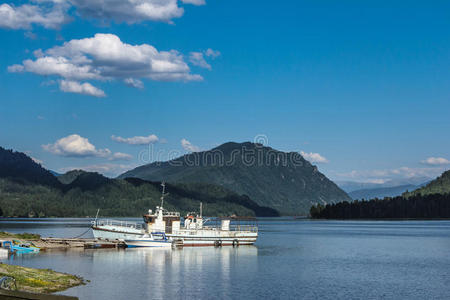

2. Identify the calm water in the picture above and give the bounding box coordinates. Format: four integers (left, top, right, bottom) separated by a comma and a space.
1, 218, 450, 299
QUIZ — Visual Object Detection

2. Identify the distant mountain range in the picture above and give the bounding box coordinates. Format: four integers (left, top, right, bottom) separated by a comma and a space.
336, 177, 430, 200
0, 147, 278, 218
119, 142, 351, 215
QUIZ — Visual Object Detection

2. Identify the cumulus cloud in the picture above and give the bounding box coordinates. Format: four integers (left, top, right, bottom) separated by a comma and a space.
181, 138, 200, 152
67, 0, 187, 24
421, 157, 450, 166
0, 2, 69, 30
43, 134, 111, 157
59, 80, 106, 97
111, 134, 159, 145
300, 151, 329, 164
0, 0, 206, 30
43, 134, 131, 161
9, 33, 203, 96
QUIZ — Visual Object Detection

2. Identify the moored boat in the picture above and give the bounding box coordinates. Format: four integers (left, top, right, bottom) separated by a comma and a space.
92, 183, 258, 247
125, 232, 172, 248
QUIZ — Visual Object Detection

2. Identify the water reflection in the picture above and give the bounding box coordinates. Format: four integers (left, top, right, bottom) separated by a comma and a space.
86, 246, 258, 298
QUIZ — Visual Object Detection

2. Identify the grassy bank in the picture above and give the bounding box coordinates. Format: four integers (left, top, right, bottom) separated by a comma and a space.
0, 263, 84, 293
0, 231, 41, 240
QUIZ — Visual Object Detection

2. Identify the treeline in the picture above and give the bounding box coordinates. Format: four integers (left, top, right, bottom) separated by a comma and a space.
0, 176, 279, 218
310, 193, 450, 219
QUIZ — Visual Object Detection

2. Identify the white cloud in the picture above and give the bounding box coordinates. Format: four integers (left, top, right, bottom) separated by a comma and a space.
124, 78, 144, 89
205, 48, 220, 58
111, 134, 159, 145
181, 138, 200, 152
189, 48, 220, 70
9, 33, 204, 96
109, 152, 133, 161
43, 134, 111, 157
0, 0, 206, 30
59, 163, 135, 177
331, 166, 449, 183
181, 0, 206, 5
189, 52, 211, 70
421, 157, 450, 166
68, 0, 185, 24
300, 151, 329, 164
59, 80, 106, 97
0, 3, 69, 30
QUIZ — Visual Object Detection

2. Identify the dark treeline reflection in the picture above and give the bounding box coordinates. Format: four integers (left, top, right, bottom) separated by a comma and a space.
310, 193, 450, 219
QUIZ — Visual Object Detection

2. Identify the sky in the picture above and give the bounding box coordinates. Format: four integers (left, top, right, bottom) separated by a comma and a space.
1, 0, 450, 183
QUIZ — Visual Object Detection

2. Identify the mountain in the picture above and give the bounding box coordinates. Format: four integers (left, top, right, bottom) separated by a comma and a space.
348, 184, 417, 200
0, 147, 278, 218
57, 169, 88, 184
118, 142, 351, 215
336, 177, 430, 193
403, 170, 450, 197
0, 147, 61, 188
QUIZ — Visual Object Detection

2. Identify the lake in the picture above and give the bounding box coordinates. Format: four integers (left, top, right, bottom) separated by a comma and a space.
1, 218, 450, 299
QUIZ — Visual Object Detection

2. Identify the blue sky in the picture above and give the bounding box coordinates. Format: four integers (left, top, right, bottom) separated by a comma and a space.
1, 0, 450, 182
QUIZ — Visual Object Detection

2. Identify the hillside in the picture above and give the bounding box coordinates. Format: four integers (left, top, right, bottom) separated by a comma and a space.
349, 184, 417, 200
0, 147, 61, 188
119, 142, 351, 215
404, 170, 450, 197
0, 147, 278, 218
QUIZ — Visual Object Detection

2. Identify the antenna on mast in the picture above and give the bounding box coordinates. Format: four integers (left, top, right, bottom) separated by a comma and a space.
200, 202, 203, 218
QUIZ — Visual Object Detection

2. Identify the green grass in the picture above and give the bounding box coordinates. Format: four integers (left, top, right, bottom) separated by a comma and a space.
0, 263, 84, 293
0, 231, 41, 240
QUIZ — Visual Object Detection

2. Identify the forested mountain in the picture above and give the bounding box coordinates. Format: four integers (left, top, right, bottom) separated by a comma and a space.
119, 142, 350, 215
0, 147, 61, 187
0, 147, 278, 218
310, 193, 450, 219
403, 170, 450, 197
311, 170, 450, 219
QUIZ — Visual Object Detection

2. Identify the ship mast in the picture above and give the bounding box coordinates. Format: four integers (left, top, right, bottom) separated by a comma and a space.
160, 182, 167, 209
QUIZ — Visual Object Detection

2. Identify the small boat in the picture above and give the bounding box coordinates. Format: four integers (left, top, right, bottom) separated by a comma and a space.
0, 240, 39, 254
125, 232, 172, 248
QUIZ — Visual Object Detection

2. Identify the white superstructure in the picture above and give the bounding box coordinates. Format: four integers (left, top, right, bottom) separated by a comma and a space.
92, 183, 258, 247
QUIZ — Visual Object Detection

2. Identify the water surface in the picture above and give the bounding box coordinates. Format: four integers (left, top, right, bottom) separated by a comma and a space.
1, 218, 450, 299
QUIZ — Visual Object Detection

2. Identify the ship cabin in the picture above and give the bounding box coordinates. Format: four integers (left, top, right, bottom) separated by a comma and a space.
142, 206, 180, 234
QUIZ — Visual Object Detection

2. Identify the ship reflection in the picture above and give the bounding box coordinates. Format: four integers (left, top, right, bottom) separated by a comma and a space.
91, 246, 258, 298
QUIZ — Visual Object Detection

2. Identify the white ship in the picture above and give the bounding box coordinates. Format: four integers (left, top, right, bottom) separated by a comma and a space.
91, 183, 258, 247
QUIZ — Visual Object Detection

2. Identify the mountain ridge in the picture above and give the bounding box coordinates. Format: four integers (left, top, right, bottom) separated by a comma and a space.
0, 146, 278, 217
119, 142, 351, 215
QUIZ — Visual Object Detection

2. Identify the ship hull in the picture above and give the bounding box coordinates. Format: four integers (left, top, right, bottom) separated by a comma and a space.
125, 239, 172, 248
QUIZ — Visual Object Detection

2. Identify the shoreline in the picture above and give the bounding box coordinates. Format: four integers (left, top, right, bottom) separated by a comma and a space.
0, 262, 84, 294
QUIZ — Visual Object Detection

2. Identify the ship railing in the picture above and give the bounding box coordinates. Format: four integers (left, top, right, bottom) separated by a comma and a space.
91, 219, 143, 230
229, 225, 258, 232
162, 211, 180, 217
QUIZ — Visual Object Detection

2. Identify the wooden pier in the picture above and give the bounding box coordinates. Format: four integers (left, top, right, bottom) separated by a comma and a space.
34, 238, 126, 250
